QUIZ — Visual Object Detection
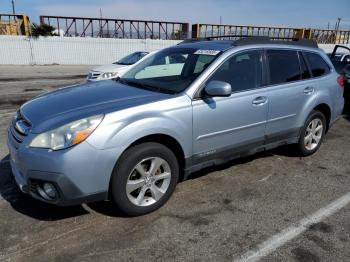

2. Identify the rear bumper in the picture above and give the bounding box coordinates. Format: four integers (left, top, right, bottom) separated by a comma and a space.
331, 96, 345, 125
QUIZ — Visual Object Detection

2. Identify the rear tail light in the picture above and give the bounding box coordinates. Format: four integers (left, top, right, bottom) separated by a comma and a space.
337, 75, 345, 88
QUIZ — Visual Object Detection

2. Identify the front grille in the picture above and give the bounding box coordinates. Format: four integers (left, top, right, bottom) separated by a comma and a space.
29, 181, 39, 195
88, 71, 102, 80
10, 111, 31, 145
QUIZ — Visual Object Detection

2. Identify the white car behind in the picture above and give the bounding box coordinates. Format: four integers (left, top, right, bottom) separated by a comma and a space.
87, 51, 149, 81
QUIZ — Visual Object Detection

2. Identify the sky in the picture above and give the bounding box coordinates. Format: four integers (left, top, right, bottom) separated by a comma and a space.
1, 0, 350, 30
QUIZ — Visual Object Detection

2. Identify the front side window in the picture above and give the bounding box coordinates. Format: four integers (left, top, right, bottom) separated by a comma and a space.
304, 52, 330, 77
267, 50, 301, 85
209, 50, 263, 92
120, 48, 220, 93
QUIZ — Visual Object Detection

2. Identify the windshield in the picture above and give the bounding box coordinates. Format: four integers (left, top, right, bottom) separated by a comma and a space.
120, 47, 220, 93
114, 52, 149, 65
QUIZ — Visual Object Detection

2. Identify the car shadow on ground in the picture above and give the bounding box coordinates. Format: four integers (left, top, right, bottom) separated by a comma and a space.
0, 145, 303, 220
0, 155, 89, 221
187, 146, 302, 181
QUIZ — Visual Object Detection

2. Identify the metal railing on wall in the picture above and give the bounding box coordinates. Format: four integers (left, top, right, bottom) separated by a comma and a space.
1, 13, 349, 44
191, 24, 350, 44
39, 15, 189, 40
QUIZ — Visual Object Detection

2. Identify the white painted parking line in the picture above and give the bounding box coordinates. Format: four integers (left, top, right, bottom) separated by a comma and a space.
234, 191, 350, 262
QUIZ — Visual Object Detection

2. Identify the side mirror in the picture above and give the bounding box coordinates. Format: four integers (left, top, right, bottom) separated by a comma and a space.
344, 56, 350, 64
204, 80, 232, 97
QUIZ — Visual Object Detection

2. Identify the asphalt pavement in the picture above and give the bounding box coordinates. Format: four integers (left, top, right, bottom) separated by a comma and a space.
0, 66, 349, 262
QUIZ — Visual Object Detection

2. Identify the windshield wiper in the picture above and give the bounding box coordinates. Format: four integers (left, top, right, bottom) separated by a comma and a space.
118, 79, 176, 94
114, 62, 131, 65
118, 79, 161, 92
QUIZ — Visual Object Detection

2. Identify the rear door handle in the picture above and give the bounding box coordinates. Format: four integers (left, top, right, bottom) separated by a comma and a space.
303, 86, 314, 95
252, 96, 268, 106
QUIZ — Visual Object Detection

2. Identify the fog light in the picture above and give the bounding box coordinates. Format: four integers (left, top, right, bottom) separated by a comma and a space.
43, 183, 57, 199
37, 183, 57, 200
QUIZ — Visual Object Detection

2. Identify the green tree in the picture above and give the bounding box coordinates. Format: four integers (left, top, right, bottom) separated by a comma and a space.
31, 23, 57, 37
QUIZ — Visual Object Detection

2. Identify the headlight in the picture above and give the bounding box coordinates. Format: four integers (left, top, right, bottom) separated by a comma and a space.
99, 72, 118, 79
30, 115, 104, 150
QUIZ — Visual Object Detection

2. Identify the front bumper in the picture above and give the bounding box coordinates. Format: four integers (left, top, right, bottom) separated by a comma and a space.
87, 71, 115, 82
7, 128, 121, 206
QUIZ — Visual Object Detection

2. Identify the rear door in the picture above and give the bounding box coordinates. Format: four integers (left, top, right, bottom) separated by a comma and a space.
264, 49, 318, 143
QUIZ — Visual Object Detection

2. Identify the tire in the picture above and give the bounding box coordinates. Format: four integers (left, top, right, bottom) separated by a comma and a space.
111, 142, 179, 216
297, 110, 326, 156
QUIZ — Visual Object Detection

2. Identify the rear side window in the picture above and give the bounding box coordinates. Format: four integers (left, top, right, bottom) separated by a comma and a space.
267, 50, 301, 85
304, 52, 330, 77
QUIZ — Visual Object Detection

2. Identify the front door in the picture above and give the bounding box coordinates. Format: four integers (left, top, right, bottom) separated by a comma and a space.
192, 50, 268, 163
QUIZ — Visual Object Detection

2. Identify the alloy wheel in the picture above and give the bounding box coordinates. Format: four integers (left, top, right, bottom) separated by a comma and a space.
126, 157, 171, 207
304, 118, 323, 151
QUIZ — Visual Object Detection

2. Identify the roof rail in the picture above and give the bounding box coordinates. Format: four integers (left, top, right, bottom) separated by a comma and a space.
233, 36, 318, 48
177, 37, 236, 46
177, 37, 212, 44
178, 36, 318, 48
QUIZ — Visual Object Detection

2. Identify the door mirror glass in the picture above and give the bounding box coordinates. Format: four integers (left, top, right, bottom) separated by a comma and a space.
204, 80, 232, 97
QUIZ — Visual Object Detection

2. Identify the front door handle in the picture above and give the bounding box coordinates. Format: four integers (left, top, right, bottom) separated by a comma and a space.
252, 96, 268, 106
304, 86, 314, 95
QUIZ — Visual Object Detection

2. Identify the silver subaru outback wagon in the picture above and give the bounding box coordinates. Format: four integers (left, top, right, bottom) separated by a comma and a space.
7, 38, 344, 215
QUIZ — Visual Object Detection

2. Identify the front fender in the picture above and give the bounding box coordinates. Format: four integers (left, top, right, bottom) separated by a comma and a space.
87, 95, 193, 158
107, 116, 192, 157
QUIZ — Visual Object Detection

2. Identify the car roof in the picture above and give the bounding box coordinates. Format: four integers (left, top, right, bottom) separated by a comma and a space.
174, 40, 235, 51
175, 37, 319, 52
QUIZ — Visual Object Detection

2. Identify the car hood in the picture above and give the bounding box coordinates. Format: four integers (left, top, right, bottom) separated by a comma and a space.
91, 64, 129, 73
21, 80, 169, 133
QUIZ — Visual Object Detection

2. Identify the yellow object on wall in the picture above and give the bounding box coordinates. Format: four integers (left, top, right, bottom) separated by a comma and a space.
0, 14, 30, 36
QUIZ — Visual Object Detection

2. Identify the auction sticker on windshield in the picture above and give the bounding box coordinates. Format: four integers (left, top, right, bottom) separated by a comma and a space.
194, 50, 221, 56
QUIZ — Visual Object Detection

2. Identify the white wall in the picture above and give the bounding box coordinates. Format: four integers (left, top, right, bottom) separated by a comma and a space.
0, 35, 348, 65
0, 36, 181, 65
319, 44, 349, 53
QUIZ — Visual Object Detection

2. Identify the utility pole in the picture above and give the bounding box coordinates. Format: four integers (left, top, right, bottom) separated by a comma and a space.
219, 16, 222, 36
335, 18, 341, 31
11, 0, 16, 14
337, 18, 341, 31
99, 8, 103, 37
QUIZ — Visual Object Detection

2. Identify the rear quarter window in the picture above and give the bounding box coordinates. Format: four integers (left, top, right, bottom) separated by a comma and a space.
304, 52, 330, 77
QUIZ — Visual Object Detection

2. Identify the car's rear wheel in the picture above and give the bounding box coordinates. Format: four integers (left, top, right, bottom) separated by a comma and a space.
111, 142, 179, 216
297, 110, 326, 156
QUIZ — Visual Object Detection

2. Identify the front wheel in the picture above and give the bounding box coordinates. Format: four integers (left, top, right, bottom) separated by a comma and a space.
111, 142, 179, 216
297, 110, 326, 156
